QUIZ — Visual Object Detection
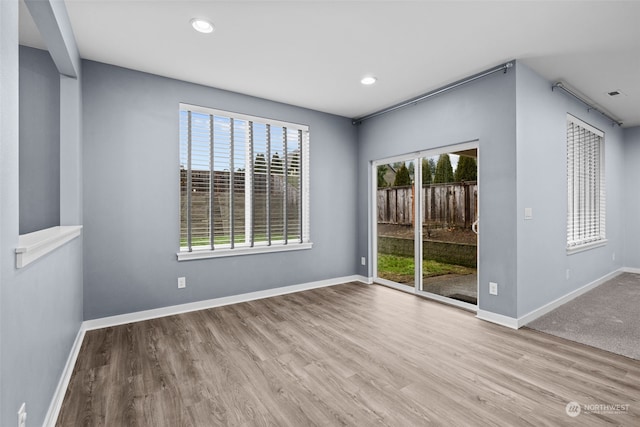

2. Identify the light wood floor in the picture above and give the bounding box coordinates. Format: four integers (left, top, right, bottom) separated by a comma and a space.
57, 283, 640, 426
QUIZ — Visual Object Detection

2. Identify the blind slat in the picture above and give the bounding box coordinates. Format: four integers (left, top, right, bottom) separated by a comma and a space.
567, 116, 605, 248
180, 105, 310, 251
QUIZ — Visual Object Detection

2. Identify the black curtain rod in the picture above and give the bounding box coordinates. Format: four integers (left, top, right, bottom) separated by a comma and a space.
352, 61, 514, 125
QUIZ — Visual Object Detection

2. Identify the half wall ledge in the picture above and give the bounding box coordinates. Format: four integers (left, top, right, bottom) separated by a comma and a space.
16, 225, 82, 268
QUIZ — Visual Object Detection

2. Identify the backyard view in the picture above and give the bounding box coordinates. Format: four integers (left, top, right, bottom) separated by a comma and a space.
376, 150, 478, 305
179, 111, 304, 250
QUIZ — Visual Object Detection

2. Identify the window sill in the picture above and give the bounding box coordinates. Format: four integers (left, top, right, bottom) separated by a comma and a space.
177, 242, 313, 261
566, 239, 607, 255
16, 225, 83, 268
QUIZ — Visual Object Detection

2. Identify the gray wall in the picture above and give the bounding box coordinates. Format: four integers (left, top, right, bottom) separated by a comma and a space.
357, 61, 628, 320
0, 5, 637, 423
356, 65, 518, 317
82, 61, 358, 319
19, 45, 60, 234
515, 62, 624, 316
1, 2, 84, 426
623, 126, 640, 268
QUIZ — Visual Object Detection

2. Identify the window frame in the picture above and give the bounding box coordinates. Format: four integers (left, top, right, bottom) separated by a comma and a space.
566, 114, 606, 254
177, 103, 311, 261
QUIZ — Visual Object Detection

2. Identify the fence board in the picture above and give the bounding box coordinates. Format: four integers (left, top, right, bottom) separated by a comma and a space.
378, 182, 477, 228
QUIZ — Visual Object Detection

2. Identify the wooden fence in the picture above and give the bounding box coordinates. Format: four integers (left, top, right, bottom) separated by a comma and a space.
377, 182, 478, 229
180, 171, 301, 243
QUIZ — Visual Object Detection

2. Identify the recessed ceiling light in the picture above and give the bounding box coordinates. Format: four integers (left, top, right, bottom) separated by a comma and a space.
361, 76, 377, 86
190, 18, 215, 34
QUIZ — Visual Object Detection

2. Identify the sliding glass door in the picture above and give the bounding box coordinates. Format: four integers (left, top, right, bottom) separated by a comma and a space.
376, 160, 416, 289
419, 149, 478, 305
373, 143, 478, 309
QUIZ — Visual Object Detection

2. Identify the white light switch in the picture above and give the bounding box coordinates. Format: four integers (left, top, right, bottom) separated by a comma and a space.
489, 282, 498, 295
524, 207, 533, 220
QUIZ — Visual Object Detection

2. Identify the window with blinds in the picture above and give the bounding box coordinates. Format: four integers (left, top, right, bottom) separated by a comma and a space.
179, 103, 310, 257
566, 114, 605, 251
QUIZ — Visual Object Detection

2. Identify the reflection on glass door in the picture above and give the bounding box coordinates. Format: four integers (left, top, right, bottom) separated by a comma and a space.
376, 160, 416, 289
420, 149, 478, 305
373, 144, 478, 307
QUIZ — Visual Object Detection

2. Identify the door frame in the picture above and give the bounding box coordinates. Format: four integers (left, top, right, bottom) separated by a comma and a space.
370, 140, 479, 311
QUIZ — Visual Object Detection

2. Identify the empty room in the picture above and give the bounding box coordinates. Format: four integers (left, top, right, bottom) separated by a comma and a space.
2, 0, 640, 425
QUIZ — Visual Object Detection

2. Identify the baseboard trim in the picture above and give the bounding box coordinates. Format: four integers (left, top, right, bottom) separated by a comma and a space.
517, 268, 624, 328
47, 274, 367, 425
476, 268, 625, 329
46, 269, 626, 424
43, 327, 86, 427
83, 274, 367, 331
476, 310, 519, 329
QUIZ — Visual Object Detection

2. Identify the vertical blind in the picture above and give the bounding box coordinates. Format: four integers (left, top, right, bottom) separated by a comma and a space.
179, 103, 310, 252
566, 114, 605, 249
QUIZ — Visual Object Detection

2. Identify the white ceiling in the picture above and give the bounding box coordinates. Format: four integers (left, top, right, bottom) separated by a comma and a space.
19, 1, 640, 126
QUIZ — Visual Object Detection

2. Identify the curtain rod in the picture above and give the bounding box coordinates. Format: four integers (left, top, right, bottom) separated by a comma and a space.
352, 61, 514, 125
552, 82, 622, 127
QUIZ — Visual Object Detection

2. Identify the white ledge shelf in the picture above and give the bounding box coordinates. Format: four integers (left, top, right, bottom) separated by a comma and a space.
16, 225, 83, 268
566, 239, 607, 255
177, 242, 313, 261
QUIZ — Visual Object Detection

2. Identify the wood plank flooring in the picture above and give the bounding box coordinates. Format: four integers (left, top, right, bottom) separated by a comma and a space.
57, 283, 640, 426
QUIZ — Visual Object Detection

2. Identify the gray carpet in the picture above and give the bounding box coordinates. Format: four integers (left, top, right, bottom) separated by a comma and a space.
526, 272, 640, 360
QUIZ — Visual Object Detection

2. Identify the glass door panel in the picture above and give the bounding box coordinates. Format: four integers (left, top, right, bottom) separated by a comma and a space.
420, 150, 478, 305
376, 160, 416, 289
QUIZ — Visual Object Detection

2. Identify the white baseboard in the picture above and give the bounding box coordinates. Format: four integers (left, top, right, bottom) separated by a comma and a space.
357, 275, 374, 284
83, 274, 367, 331
516, 268, 623, 328
46, 269, 626, 424
476, 310, 519, 329
477, 268, 625, 330
46, 274, 367, 425
43, 327, 86, 427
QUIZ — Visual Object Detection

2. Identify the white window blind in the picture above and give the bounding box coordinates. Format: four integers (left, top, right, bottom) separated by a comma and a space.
567, 114, 605, 250
179, 103, 310, 255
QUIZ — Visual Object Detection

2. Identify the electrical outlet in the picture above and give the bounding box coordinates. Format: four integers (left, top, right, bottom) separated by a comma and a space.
361, 257, 366, 266
17, 403, 26, 427
612, 252, 616, 261
178, 277, 186, 289
566, 269, 570, 280
489, 282, 498, 295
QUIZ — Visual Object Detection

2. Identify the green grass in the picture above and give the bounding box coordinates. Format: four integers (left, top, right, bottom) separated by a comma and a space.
180, 236, 237, 246
181, 233, 301, 248
377, 254, 475, 283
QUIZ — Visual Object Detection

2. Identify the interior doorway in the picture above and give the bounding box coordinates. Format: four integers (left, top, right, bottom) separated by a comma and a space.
373, 142, 478, 310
